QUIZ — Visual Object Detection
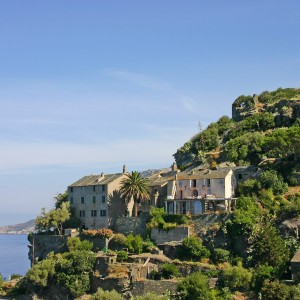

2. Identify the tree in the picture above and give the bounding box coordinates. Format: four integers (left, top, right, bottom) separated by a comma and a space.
55, 250, 96, 297
35, 202, 71, 235
120, 171, 150, 216
159, 263, 179, 279
181, 237, 210, 261
218, 262, 252, 292
251, 264, 275, 293
177, 272, 216, 300
261, 280, 300, 300
67, 237, 93, 252
259, 170, 288, 195
252, 224, 289, 272
125, 234, 143, 254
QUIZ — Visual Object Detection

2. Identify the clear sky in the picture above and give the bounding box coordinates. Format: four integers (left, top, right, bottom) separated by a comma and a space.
0, 1, 299, 226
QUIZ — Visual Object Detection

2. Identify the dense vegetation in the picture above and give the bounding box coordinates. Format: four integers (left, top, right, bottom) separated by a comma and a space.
174, 88, 300, 173
4, 88, 300, 299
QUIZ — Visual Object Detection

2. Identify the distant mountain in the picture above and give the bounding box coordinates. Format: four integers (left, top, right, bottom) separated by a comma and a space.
0, 219, 35, 234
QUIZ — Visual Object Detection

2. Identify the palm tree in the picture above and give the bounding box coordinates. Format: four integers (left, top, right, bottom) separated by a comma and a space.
120, 171, 150, 216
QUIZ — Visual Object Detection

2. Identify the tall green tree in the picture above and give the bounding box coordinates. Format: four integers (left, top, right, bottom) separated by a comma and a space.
252, 224, 289, 272
35, 202, 71, 235
120, 171, 149, 216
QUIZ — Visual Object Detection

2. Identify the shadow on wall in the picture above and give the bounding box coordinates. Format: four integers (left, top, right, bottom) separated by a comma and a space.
108, 190, 127, 229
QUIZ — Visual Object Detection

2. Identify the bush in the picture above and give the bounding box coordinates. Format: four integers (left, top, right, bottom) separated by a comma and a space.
181, 237, 210, 261
259, 170, 288, 195
125, 234, 143, 254
251, 264, 275, 293
142, 238, 155, 252
159, 263, 179, 279
177, 272, 216, 300
261, 280, 300, 300
218, 262, 252, 292
109, 233, 127, 251
133, 293, 170, 300
81, 228, 113, 239
116, 250, 128, 262
67, 237, 93, 251
212, 248, 230, 264
91, 288, 123, 300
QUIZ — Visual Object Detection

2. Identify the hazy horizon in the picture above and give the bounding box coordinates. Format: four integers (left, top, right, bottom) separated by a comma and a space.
0, 1, 299, 226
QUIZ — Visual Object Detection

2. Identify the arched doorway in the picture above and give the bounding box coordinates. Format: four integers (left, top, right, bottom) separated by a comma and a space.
194, 201, 202, 215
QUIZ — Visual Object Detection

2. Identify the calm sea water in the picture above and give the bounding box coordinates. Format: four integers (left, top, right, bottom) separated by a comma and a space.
0, 234, 30, 279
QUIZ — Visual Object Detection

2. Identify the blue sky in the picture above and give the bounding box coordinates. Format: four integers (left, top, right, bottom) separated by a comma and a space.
0, 0, 299, 225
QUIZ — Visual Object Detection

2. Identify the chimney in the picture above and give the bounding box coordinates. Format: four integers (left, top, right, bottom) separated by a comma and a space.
123, 164, 126, 174
172, 162, 178, 172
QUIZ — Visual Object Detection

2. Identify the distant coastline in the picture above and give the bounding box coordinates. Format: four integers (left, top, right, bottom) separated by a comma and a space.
0, 219, 34, 235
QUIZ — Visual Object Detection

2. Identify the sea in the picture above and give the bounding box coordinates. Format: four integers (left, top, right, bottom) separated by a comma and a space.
0, 234, 30, 280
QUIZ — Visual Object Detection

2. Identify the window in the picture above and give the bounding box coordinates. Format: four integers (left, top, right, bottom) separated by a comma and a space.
93, 196, 96, 203
81, 197, 85, 204
207, 179, 211, 187
102, 185, 105, 192
91, 210, 97, 217
192, 179, 197, 188
102, 195, 105, 203
93, 185, 96, 191
193, 190, 198, 197
238, 174, 243, 180
70, 187, 73, 193
180, 190, 183, 199
79, 210, 85, 217
70, 197, 73, 204
100, 210, 106, 217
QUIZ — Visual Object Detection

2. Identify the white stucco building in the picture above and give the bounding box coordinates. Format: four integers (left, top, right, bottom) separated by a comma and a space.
165, 168, 237, 215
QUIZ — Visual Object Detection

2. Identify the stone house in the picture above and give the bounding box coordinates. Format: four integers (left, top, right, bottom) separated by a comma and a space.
68, 166, 130, 229
165, 168, 237, 215
291, 250, 300, 280
131, 163, 180, 216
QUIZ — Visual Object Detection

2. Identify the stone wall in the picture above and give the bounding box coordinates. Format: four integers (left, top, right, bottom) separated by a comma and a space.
151, 227, 190, 244
28, 235, 68, 263
114, 212, 149, 237
90, 276, 130, 294
131, 280, 178, 297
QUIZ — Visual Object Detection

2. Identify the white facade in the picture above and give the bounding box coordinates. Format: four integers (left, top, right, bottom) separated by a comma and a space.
165, 169, 236, 215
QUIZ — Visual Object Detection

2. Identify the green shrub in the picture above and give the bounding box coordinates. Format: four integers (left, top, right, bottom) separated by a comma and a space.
116, 250, 128, 262
181, 237, 210, 261
67, 237, 93, 251
251, 264, 275, 293
91, 288, 123, 300
218, 262, 252, 292
125, 234, 143, 254
142, 238, 155, 252
133, 293, 170, 300
261, 280, 300, 300
177, 272, 216, 300
159, 263, 179, 279
212, 248, 230, 264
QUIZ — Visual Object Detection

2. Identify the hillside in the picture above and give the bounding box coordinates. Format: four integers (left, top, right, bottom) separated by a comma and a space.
0, 219, 35, 234
174, 87, 300, 184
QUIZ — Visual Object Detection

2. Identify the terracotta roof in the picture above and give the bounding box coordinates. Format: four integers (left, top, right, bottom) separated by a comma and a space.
291, 250, 300, 263
69, 173, 124, 187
